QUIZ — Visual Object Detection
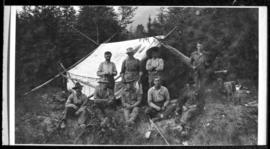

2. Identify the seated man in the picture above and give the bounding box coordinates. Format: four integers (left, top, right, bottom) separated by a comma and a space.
145, 77, 175, 122
121, 78, 142, 125
93, 78, 115, 127
61, 82, 88, 129
179, 80, 199, 135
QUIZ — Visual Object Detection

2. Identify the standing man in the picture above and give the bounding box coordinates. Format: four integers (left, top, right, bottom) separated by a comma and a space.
190, 42, 208, 88
146, 47, 164, 88
145, 77, 176, 122
61, 82, 88, 129
93, 79, 115, 127
97, 51, 117, 90
121, 78, 142, 125
120, 47, 143, 85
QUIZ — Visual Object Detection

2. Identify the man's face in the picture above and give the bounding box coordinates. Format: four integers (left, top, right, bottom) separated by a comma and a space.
75, 88, 82, 94
127, 53, 134, 57
154, 79, 161, 87
105, 54, 111, 61
152, 52, 158, 58
197, 43, 202, 51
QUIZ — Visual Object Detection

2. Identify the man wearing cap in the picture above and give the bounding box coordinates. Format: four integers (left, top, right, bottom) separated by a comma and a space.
93, 78, 115, 127
120, 47, 142, 86
97, 51, 117, 90
121, 78, 142, 125
61, 82, 88, 129
190, 42, 208, 88
145, 77, 175, 122
146, 47, 164, 88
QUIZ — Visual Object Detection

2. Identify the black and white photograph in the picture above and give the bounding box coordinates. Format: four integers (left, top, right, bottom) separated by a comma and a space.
2, 5, 267, 145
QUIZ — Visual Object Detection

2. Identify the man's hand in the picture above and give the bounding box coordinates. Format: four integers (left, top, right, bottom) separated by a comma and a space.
182, 106, 188, 111
125, 104, 132, 109
155, 106, 161, 111
161, 105, 166, 111
75, 109, 81, 115
72, 104, 78, 110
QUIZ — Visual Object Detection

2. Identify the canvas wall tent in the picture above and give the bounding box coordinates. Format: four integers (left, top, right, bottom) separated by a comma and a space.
67, 36, 165, 98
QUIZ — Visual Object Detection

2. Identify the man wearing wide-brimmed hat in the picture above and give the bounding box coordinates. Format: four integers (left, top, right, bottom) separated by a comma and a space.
146, 47, 164, 88
121, 77, 142, 125
93, 78, 115, 127
61, 82, 88, 129
120, 47, 142, 86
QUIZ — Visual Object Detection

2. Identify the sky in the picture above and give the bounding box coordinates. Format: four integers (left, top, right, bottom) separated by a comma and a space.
16, 6, 162, 29
128, 6, 162, 30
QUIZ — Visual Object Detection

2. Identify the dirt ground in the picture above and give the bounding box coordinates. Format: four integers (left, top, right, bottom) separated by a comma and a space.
15, 80, 258, 145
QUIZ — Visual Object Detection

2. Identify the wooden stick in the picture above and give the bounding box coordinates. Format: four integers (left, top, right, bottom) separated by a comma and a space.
24, 73, 62, 95
149, 118, 170, 145
103, 32, 118, 43
60, 73, 96, 88
58, 62, 76, 84
164, 26, 178, 39
71, 26, 99, 46
153, 36, 192, 68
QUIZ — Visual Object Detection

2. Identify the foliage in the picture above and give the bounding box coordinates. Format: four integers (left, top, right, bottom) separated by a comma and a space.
16, 6, 132, 88
146, 8, 258, 83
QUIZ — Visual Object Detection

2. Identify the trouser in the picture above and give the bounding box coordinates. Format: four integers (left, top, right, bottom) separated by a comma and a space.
63, 106, 88, 125
145, 102, 177, 119
193, 70, 201, 88
123, 107, 140, 122
94, 101, 115, 121
108, 77, 115, 90
180, 106, 198, 125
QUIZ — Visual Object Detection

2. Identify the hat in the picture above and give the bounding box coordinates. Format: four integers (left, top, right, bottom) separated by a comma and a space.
122, 77, 136, 83
126, 47, 135, 54
98, 78, 110, 83
72, 82, 83, 90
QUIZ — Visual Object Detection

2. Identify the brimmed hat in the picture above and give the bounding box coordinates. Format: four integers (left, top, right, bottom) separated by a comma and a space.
126, 47, 135, 54
98, 78, 110, 83
72, 82, 83, 90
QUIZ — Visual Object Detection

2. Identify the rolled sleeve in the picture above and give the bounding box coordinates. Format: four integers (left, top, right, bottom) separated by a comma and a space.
156, 59, 164, 71
146, 59, 152, 71
97, 63, 104, 76
112, 63, 117, 76
147, 88, 153, 105
164, 87, 170, 101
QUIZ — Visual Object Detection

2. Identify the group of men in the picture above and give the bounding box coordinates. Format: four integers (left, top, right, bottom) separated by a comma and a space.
60, 42, 207, 135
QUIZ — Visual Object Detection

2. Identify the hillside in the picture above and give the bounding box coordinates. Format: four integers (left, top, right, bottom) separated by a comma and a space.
15, 79, 257, 145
